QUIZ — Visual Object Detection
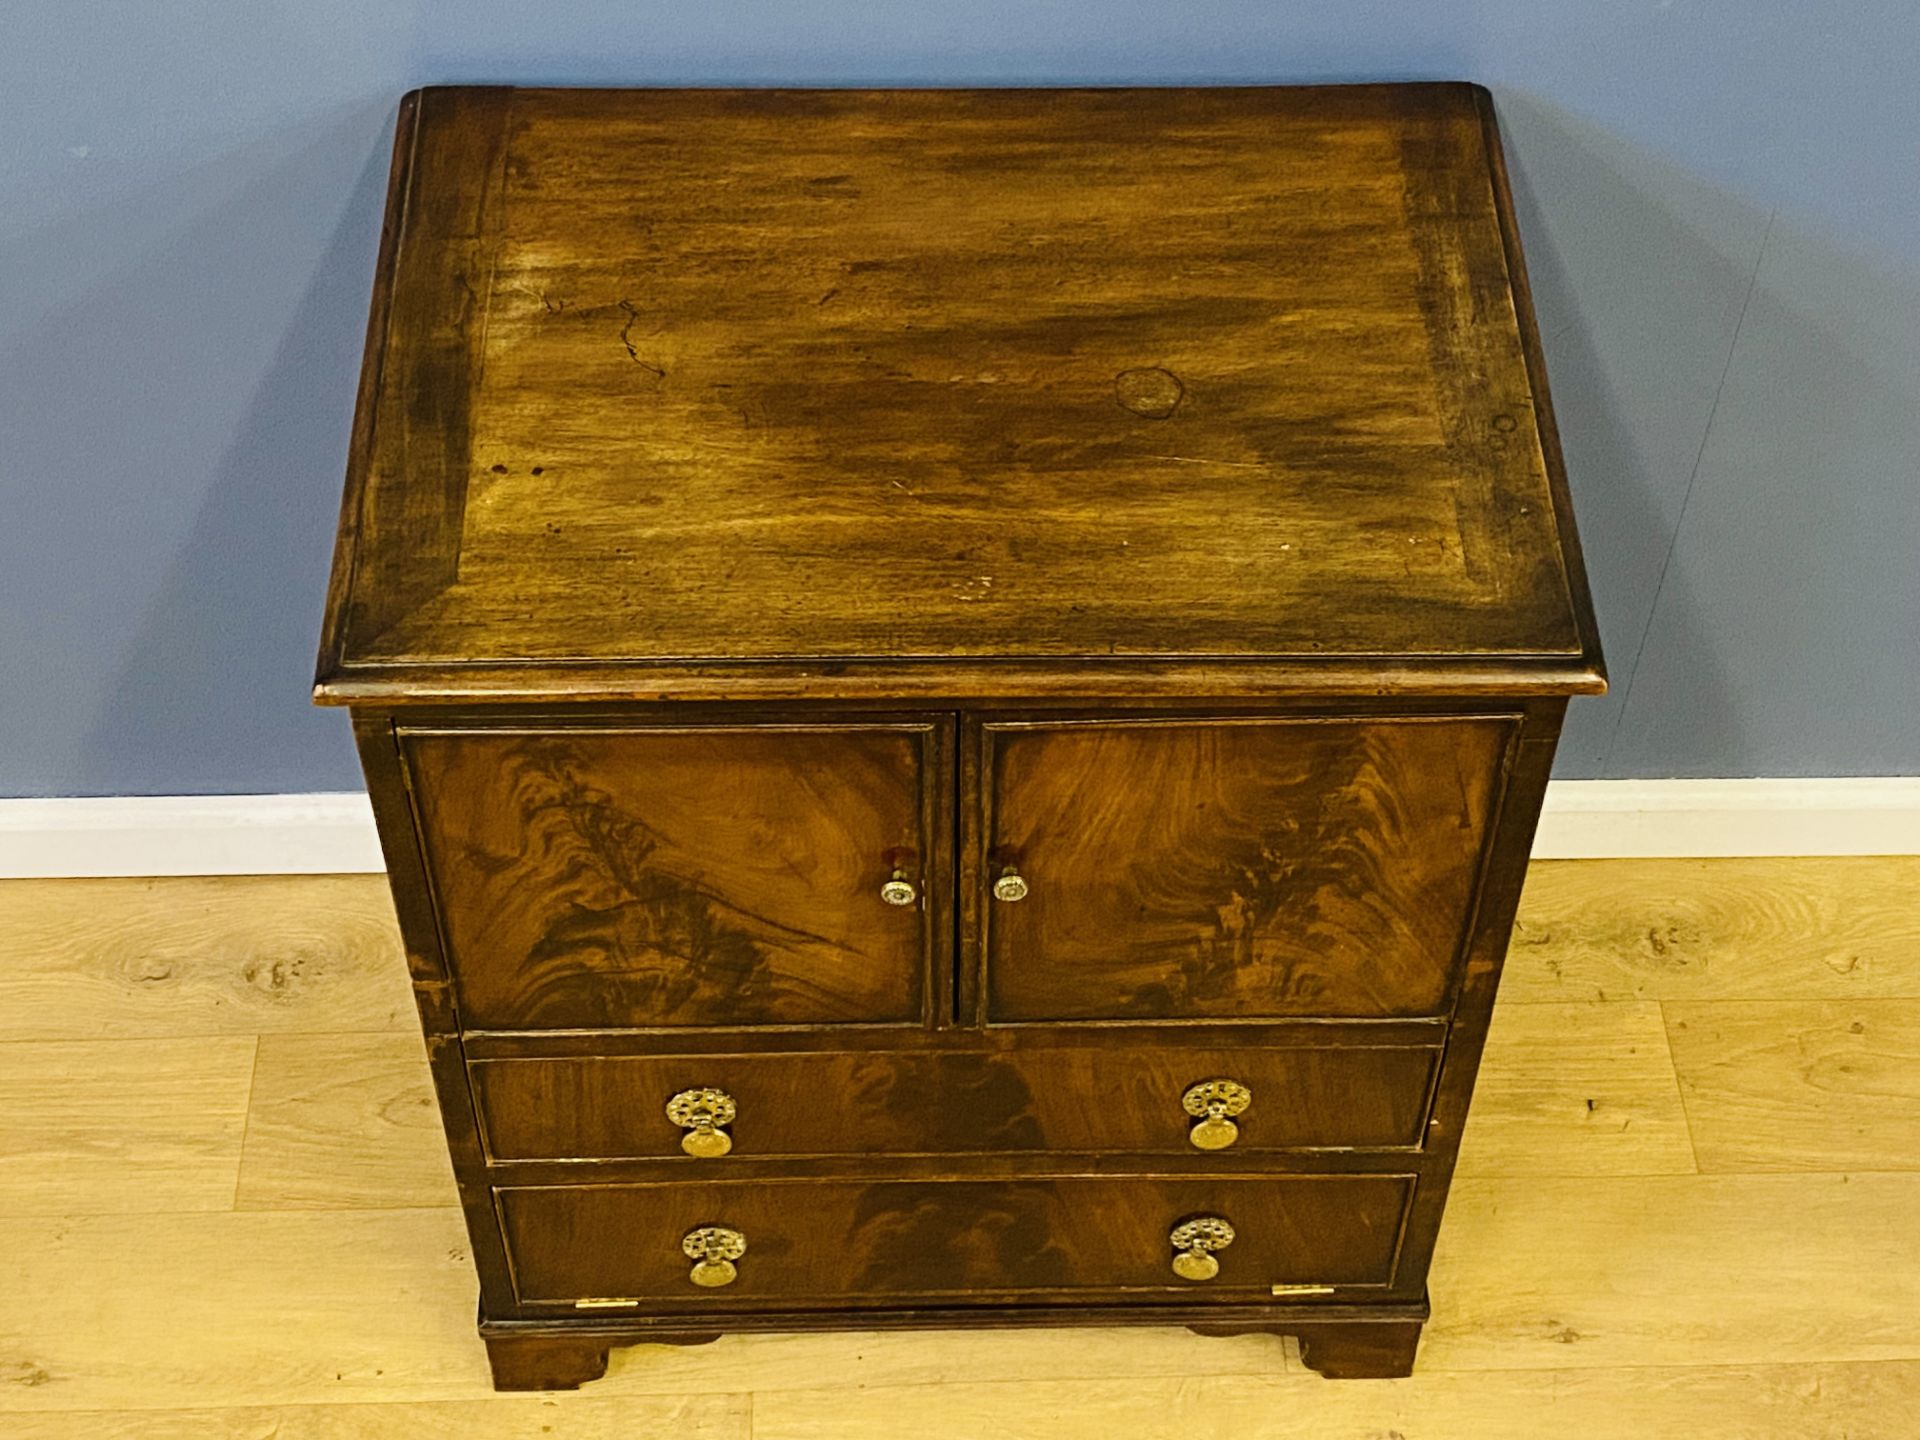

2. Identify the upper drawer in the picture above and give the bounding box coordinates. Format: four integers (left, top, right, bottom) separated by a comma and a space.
470, 1041, 1440, 1162
400, 722, 948, 1030
978, 715, 1516, 1023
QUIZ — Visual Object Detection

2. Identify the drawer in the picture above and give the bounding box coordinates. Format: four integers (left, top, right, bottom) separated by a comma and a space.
498, 1173, 1415, 1307
471, 1043, 1440, 1161
978, 714, 1517, 1022
399, 721, 950, 1030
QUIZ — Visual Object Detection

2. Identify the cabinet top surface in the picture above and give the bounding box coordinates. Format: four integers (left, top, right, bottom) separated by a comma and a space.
318, 84, 1603, 703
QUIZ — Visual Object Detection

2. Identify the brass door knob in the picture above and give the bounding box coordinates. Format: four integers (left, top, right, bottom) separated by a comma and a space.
880, 868, 918, 906
1170, 1216, 1235, 1282
1181, 1079, 1253, 1151
683, 1225, 747, 1288
666, 1088, 737, 1158
992, 866, 1029, 902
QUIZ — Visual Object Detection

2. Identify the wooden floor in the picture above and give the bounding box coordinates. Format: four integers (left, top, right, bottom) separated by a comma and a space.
3, 858, 1919, 1437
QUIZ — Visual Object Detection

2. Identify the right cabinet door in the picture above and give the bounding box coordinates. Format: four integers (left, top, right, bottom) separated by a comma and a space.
977, 714, 1518, 1023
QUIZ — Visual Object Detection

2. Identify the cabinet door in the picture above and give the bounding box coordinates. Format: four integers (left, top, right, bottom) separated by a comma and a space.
977, 715, 1515, 1022
400, 721, 949, 1030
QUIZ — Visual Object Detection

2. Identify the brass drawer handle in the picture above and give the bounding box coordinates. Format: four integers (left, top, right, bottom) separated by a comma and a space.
683, 1225, 747, 1288
665, 1088, 737, 1158
1182, 1078, 1252, 1151
992, 865, 1029, 903
880, 867, 918, 906
1170, 1216, 1235, 1282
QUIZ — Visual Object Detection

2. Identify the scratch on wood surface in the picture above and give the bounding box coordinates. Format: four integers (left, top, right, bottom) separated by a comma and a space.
1147, 454, 1265, 469
616, 301, 666, 379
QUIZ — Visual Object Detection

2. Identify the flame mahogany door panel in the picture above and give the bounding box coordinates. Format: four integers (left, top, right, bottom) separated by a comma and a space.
400, 721, 952, 1031
976, 715, 1518, 1024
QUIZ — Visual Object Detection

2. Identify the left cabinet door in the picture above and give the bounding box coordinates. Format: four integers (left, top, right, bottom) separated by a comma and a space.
398, 720, 951, 1030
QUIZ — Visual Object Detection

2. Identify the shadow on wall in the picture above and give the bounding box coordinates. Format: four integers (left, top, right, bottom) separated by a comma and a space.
1605, 214, 1920, 777
1492, 90, 1768, 777
1497, 89, 1920, 777
59, 106, 394, 794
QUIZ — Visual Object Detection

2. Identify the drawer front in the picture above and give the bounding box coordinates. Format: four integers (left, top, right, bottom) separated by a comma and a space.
401, 722, 947, 1030
980, 715, 1516, 1022
472, 1043, 1440, 1161
498, 1174, 1414, 1307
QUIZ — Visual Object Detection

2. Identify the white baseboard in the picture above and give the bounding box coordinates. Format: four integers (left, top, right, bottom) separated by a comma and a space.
0, 793, 384, 879
0, 779, 1915, 878
1532, 777, 1920, 860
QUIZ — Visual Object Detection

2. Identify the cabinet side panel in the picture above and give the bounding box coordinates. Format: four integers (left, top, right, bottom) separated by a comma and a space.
1389, 699, 1564, 1289
351, 712, 518, 1314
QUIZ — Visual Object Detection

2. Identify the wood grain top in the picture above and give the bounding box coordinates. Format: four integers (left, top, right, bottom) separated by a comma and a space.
317, 84, 1604, 702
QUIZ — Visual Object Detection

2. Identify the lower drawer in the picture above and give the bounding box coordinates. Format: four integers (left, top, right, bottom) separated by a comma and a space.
471, 1044, 1440, 1161
497, 1173, 1415, 1308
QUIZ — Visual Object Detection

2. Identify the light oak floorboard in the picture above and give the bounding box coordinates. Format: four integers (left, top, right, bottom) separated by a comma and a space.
1504, 857, 1920, 1002
6, 860, 1918, 1433
1423, 1173, 1920, 1371
0, 1208, 487, 1411
1666, 999, 1920, 1172
236, 1033, 456, 1210
0, 876, 412, 1041
0, 1037, 257, 1216
2, 1393, 749, 1438
1456, 1000, 1696, 1177
0, 1210, 1286, 1413
749, 1362, 1920, 1440
595, 1326, 1288, 1397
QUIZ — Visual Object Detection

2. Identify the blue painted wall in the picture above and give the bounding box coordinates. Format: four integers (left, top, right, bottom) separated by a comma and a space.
4, 3, 1916, 795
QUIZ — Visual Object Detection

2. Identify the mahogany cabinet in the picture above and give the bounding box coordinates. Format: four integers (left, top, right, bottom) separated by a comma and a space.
316, 83, 1604, 1389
